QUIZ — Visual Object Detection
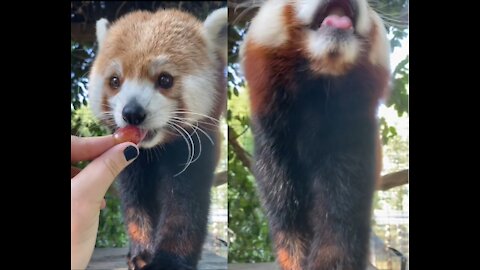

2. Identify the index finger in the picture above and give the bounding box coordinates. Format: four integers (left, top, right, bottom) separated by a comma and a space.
71, 135, 116, 162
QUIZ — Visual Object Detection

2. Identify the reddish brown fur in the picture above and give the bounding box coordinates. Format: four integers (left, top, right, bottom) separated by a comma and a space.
272, 231, 306, 270
157, 213, 197, 256
277, 248, 300, 270
133, 257, 147, 268
245, 5, 305, 116
95, 10, 208, 80
128, 223, 149, 245
125, 208, 152, 246
244, 43, 274, 116
308, 245, 346, 268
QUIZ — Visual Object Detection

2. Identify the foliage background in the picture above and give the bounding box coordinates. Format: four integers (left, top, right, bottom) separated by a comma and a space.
227, 0, 409, 263
71, 1, 227, 248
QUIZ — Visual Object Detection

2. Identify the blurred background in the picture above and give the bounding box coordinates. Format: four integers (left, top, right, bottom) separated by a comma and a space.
227, 1, 409, 269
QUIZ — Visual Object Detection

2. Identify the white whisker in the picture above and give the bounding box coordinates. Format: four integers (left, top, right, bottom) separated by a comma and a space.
170, 116, 220, 127
171, 111, 220, 123
169, 120, 204, 164
170, 119, 215, 145
167, 123, 193, 177
170, 122, 195, 166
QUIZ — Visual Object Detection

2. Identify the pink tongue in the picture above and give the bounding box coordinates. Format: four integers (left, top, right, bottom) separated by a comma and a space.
322, 15, 352, 29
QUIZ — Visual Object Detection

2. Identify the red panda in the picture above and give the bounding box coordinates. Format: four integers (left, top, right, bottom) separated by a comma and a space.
241, 0, 390, 269
88, 7, 227, 270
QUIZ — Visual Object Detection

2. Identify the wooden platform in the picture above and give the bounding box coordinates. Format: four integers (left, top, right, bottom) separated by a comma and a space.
87, 248, 227, 270
228, 263, 278, 270
227, 263, 380, 270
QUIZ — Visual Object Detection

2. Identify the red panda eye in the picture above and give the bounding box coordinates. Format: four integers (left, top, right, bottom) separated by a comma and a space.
109, 76, 121, 89
157, 73, 174, 89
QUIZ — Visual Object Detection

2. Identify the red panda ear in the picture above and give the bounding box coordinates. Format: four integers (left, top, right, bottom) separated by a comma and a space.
96, 18, 110, 50
203, 7, 227, 63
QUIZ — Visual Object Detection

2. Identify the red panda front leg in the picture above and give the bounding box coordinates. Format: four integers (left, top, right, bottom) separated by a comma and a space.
139, 173, 212, 270
122, 207, 154, 270
253, 127, 311, 270
305, 154, 376, 270
271, 230, 308, 270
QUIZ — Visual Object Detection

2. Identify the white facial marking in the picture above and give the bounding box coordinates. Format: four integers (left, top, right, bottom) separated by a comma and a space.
88, 60, 123, 120
149, 55, 170, 77
96, 79, 176, 148
110, 79, 175, 128
182, 72, 218, 122
306, 31, 360, 63
248, 0, 289, 47
87, 72, 105, 120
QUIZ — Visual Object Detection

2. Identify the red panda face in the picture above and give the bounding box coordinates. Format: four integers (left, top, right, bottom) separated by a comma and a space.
242, 0, 390, 76
88, 8, 227, 148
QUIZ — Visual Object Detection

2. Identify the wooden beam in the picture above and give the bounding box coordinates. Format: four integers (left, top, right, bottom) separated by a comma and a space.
71, 23, 96, 45
378, 169, 409, 191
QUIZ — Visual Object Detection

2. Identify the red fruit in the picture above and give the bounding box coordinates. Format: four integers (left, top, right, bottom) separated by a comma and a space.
113, 125, 143, 144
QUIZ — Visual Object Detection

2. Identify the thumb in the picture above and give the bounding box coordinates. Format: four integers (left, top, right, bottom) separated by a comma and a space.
72, 143, 139, 200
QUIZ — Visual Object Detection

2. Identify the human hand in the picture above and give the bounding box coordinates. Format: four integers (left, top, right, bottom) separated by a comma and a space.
71, 135, 139, 269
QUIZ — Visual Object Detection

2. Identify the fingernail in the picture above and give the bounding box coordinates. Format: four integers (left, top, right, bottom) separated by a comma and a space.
124, 145, 139, 161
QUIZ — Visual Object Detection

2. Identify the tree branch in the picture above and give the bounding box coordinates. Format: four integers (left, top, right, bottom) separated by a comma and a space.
213, 171, 227, 186
227, 126, 408, 190
378, 169, 409, 191
228, 126, 252, 170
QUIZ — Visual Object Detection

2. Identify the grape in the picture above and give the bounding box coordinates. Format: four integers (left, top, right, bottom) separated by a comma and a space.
113, 125, 143, 144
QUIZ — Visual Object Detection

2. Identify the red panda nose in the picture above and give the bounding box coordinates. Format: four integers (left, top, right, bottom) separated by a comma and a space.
122, 101, 146, 125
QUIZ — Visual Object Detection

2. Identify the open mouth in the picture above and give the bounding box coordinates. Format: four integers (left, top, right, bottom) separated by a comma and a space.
142, 129, 158, 142
310, 0, 356, 31
113, 125, 160, 144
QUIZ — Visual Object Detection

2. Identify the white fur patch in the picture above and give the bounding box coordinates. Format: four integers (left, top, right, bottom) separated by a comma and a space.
355, 0, 371, 36
294, 0, 323, 25
182, 72, 217, 122
114, 79, 176, 148
247, 0, 289, 47
87, 72, 105, 120
306, 31, 360, 63
368, 10, 390, 69
149, 55, 170, 77
111, 79, 175, 129
88, 60, 123, 120
96, 18, 110, 49
204, 7, 228, 63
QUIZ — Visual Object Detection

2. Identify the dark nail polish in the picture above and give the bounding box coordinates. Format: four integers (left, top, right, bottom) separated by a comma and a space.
124, 146, 139, 161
